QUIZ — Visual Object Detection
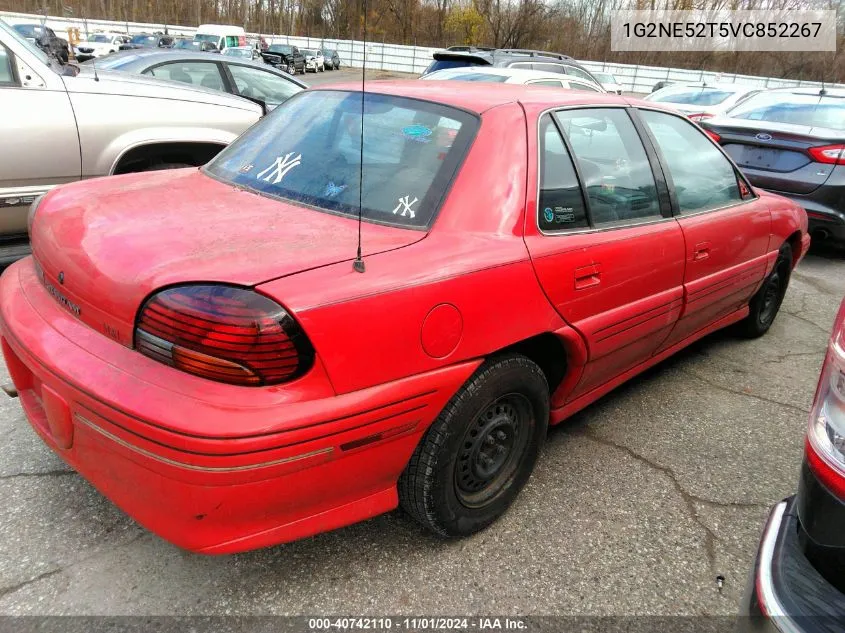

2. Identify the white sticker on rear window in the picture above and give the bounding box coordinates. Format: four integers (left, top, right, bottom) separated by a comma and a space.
392, 195, 418, 219
256, 152, 301, 184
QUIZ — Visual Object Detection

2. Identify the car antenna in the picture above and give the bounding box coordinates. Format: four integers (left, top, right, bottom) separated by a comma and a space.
352, 0, 367, 274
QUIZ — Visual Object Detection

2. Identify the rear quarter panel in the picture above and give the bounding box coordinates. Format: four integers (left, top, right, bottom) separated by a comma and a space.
258, 103, 567, 394
763, 189, 809, 258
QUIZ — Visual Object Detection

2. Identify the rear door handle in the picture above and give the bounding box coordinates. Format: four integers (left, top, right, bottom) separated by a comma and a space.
693, 242, 711, 261
574, 264, 601, 290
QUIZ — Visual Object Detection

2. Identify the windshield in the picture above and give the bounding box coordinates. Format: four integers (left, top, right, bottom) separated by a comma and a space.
647, 87, 734, 106
268, 44, 292, 54
224, 48, 252, 57
302, 49, 316, 56
88, 34, 111, 43
174, 39, 197, 49
593, 72, 616, 83
205, 91, 478, 229
194, 33, 220, 44
423, 58, 487, 75
1, 20, 50, 65
727, 92, 845, 130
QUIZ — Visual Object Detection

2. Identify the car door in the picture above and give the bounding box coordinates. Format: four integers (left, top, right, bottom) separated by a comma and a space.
225, 63, 301, 109
0, 38, 79, 237
523, 108, 685, 403
635, 108, 771, 351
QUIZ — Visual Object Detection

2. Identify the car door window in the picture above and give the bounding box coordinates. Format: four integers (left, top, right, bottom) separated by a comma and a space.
538, 114, 589, 232
569, 80, 600, 92
0, 45, 15, 85
144, 61, 226, 91
639, 109, 743, 214
529, 80, 563, 88
228, 64, 300, 108
564, 65, 595, 82
555, 108, 661, 228
532, 62, 566, 74
508, 62, 533, 70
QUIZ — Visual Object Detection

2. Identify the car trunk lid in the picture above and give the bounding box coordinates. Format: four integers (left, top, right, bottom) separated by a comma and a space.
30, 169, 425, 347
704, 117, 845, 194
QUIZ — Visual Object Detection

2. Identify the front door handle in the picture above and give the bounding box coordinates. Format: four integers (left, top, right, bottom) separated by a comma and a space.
574, 264, 601, 290
693, 241, 711, 261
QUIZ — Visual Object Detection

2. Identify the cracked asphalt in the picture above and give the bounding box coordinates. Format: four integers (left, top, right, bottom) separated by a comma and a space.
0, 245, 843, 616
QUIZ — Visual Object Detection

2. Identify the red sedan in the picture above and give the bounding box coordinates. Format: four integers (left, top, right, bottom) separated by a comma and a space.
0, 82, 809, 553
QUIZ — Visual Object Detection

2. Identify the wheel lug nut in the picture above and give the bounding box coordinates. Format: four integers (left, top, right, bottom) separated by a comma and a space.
496, 430, 506, 441
485, 435, 496, 445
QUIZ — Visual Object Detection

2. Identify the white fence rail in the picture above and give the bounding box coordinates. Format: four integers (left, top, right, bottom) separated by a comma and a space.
3, 10, 842, 93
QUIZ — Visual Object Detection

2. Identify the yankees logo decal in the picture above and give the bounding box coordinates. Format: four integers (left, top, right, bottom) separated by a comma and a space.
392, 195, 418, 219
256, 152, 302, 184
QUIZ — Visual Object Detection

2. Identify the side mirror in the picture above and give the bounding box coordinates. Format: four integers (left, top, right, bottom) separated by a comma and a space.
242, 96, 268, 116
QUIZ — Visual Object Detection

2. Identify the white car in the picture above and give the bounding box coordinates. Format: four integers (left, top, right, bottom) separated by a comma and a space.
643, 82, 761, 122
589, 71, 623, 95
74, 32, 129, 61
421, 66, 605, 92
301, 48, 324, 72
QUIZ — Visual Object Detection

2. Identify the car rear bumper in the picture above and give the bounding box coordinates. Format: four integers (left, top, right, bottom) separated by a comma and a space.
741, 496, 845, 632
0, 257, 478, 553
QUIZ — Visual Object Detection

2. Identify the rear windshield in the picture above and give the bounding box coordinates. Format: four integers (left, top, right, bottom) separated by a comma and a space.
205, 90, 478, 229
648, 88, 734, 106
194, 33, 220, 44
424, 58, 487, 75
437, 72, 508, 83
727, 92, 845, 130
130, 34, 157, 45
592, 72, 617, 83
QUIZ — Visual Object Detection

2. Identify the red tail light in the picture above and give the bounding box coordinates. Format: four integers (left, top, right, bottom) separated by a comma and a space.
703, 129, 721, 143
808, 144, 845, 165
135, 285, 314, 386
806, 299, 845, 499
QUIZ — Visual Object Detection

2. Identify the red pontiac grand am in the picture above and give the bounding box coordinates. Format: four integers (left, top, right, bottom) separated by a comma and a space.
0, 82, 810, 553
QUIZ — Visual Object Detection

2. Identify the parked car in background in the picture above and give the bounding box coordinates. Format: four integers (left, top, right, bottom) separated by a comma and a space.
421, 47, 602, 87
700, 87, 845, 247
74, 32, 130, 62
324, 49, 340, 70
0, 19, 261, 265
119, 33, 175, 51
174, 37, 219, 53
744, 297, 845, 629
11, 23, 69, 62
222, 45, 261, 61
0, 81, 808, 554
193, 24, 245, 53
301, 48, 324, 72
644, 82, 760, 122
94, 49, 305, 111
422, 66, 604, 92
590, 71, 623, 94
261, 43, 306, 75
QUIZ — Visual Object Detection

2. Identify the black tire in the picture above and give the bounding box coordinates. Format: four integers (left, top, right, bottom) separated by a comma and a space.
286, 63, 295, 74
737, 243, 792, 338
398, 354, 549, 537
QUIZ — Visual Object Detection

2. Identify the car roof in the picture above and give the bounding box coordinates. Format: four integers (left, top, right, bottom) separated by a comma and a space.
768, 86, 845, 98
314, 79, 649, 114
423, 66, 597, 84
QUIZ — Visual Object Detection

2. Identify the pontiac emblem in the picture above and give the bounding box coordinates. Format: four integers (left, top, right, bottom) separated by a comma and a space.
58, 271, 65, 285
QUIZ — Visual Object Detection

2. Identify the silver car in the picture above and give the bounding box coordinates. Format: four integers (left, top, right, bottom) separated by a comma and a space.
0, 20, 262, 265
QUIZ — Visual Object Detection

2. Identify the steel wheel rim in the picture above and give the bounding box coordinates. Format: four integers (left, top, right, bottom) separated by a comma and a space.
454, 393, 534, 508
759, 265, 785, 325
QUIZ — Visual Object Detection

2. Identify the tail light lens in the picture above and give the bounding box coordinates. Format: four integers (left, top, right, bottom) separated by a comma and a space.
806, 301, 845, 499
135, 285, 314, 387
808, 144, 845, 165
703, 129, 721, 143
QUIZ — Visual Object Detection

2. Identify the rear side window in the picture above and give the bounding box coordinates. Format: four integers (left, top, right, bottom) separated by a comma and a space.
206, 91, 478, 229
531, 63, 566, 74
538, 115, 588, 232
530, 80, 564, 88
564, 66, 595, 82
639, 110, 742, 214
144, 61, 225, 91
0, 45, 14, 85
554, 109, 662, 228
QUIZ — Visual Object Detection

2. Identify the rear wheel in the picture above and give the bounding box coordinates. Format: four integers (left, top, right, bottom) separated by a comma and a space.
737, 243, 792, 338
286, 62, 295, 74
398, 354, 549, 537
